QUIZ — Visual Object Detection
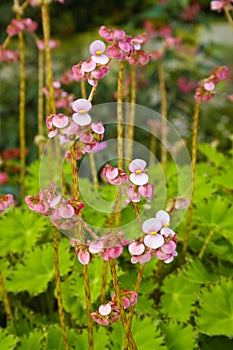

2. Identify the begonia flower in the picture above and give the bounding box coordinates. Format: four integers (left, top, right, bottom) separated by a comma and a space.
90, 40, 109, 65
72, 98, 92, 126
128, 158, 148, 186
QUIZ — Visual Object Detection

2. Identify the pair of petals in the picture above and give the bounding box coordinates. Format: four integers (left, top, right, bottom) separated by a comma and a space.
129, 159, 148, 186
72, 98, 92, 126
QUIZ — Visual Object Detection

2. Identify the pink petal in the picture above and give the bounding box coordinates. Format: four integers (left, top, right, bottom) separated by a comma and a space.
156, 250, 169, 261
204, 81, 215, 91
131, 256, 139, 264
156, 210, 170, 226
91, 122, 105, 134
142, 218, 162, 234
48, 129, 58, 138
58, 204, 75, 218
108, 245, 123, 259
129, 158, 147, 172
144, 234, 164, 249
50, 195, 61, 208
137, 251, 152, 264
160, 227, 175, 237
99, 303, 111, 316
119, 40, 131, 53
89, 240, 104, 254
81, 60, 96, 72
106, 167, 118, 180
72, 98, 92, 113
164, 256, 175, 264
161, 241, 176, 254
72, 113, 92, 126
128, 241, 145, 256
78, 250, 90, 265
130, 173, 148, 186
90, 40, 106, 55
52, 114, 69, 128
91, 54, 109, 65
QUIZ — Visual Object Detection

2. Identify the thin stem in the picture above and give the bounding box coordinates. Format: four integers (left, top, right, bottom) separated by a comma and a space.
81, 79, 87, 99
15, 5, 26, 199
224, 6, 233, 31
100, 260, 108, 304
183, 101, 201, 257
117, 61, 125, 170
83, 265, 94, 350
53, 227, 69, 350
88, 84, 98, 103
2, 35, 11, 49
158, 58, 167, 173
70, 143, 93, 349
109, 260, 138, 350
149, 127, 157, 167
41, 3, 55, 113
126, 65, 136, 163
123, 265, 144, 350
38, 49, 44, 158
0, 269, 13, 322
198, 229, 214, 260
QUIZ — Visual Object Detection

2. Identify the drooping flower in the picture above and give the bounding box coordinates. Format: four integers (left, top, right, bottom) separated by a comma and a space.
128, 239, 153, 264
72, 98, 92, 126
102, 164, 128, 185
0, 194, 14, 214
90, 40, 109, 65
128, 159, 148, 186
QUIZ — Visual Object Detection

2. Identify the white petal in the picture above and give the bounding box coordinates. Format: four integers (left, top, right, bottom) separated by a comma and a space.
72, 113, 92, 126
144, 234, 164, 249
156, 210, 170, 225
130, 173, 148, 186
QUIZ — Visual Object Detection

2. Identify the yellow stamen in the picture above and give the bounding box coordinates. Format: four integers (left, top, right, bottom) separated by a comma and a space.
164, 223, 170, 227
96, 50, 102, 55
79, 109, 86, 114
150, 231, 156, 235
135, 169, 142, 174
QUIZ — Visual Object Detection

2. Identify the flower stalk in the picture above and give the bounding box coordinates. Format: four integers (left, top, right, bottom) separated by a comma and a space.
158, 57, 167, 173
198, 229, 215, 260
38, 49, 44, 158
117, 61, 125, 170
183, 101, 201, 257
0, 269, 13, 323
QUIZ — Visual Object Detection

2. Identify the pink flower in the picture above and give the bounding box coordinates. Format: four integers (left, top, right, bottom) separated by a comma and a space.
0, 172, 8, 184
90, 40, 109, 65
125, 187, 141, 204
210, 1, 224, 11
36, 39, 60, 51
128, 159, 148, 186
72, 98, 92, 126
0, 46, 18, 63
81, 59, 96, 73
138, 184, 154, 202
0, 194, 14, 214
156, 240, 177, 264
102, 164, 128, 185
6, 18, 38, 36
98, 26, 115, 42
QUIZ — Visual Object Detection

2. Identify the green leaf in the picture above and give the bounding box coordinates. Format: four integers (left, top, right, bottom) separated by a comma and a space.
160, 273, 199, 322
160, 321, 198, 350
184, 259, 218, 284
0, 328, 18, 350
6, 244, 55, 296
0, 208, 49, 257
199, 334, 233, 350
196, 279, 233, 337
15, 331, 44, 350
132, 317, 165, 349
198, 144, 225, 167
44, 326, 65, 350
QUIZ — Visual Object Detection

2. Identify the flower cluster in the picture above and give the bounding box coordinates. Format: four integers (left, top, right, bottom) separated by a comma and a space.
129, 210, 177, 264
91, 289, 138, 326
6, 18, 38, 36
101, 164, 128, 185
99, 26, 150, 65
126, 159, 154, 204
0, 46, 18, 63
43, 81, 74, 110
72, 40, 109, 86
0, 194, 14, 214
194, 65, 229, 102
25, 183, 84, 230
71, 231, 128, 265
210, 0, 233, 12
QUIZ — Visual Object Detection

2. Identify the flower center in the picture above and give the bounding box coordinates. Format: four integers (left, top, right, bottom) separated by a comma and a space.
96, 50, 102, 55
79, 109, 86, 114
150, 231, 156, 235
135, 169, 142, 174
164, 223, 170, 227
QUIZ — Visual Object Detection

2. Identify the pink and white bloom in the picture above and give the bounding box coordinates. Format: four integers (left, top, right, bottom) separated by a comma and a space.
102, 164, 128, 185
156, 240, 177, 263
72, 98, 92, 126
90, 40, 109, 65
210, 1, 224, 11
0, 194, 14, 214
129, 159, 148, 186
